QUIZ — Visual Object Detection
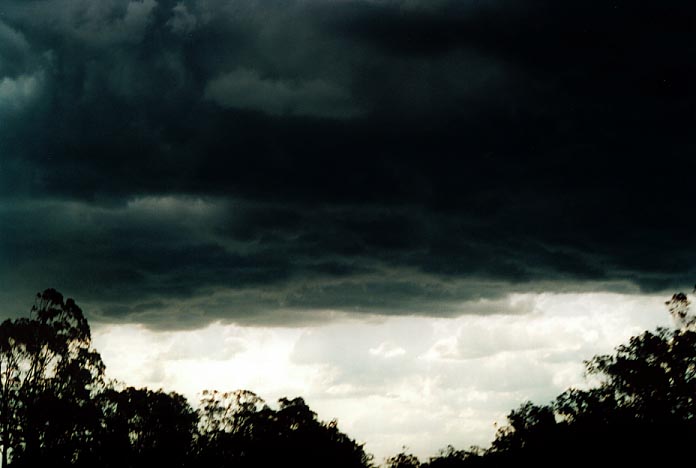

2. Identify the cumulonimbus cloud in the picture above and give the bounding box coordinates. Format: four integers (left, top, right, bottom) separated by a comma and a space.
0, 0, 693, 328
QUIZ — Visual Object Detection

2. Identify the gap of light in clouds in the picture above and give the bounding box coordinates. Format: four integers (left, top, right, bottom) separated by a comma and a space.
92, 292, 672, 461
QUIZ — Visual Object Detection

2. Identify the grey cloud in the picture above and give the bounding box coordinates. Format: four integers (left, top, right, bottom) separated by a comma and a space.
0, 72, 44, 113
0, 20, 31, 76
167, 2, 198, 34
205, 68, 361, 118
0, 194, 684, 328
0, 0, 694, 328
0, 19, 45, 114
4, 0, 158, 46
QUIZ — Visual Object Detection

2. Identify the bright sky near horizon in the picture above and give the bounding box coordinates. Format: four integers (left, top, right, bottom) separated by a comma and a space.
92, 292, 672, 461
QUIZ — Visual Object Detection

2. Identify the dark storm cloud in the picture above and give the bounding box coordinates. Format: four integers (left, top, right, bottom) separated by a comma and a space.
0, 0, 694, 326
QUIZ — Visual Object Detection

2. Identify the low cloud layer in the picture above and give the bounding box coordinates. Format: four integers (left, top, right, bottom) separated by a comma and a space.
92, 292, 672, 459
1, 0, 694, 326
0, 196, 648, 327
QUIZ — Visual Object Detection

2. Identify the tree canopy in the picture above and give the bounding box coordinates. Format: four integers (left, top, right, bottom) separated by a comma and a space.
0, 289, 371, 468
382, 288, 696, 468
2, 287, 696, 467
0, 289, 105, 467
399, 288, 696, 468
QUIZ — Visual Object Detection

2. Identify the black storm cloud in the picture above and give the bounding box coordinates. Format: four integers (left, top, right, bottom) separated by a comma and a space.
0, 0, 694, 327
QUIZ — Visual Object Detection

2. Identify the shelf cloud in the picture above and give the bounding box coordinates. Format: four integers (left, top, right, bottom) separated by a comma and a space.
0, 0, 693, 327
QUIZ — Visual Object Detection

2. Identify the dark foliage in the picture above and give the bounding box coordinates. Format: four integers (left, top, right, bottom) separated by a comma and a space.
196, 390, 371, 468
0, 290, 371, 468
405, 289, 696, 468
0, 289, 105, 468
4, 288, 696, 468
385, 450, 421, 468
95, 387, 198, 468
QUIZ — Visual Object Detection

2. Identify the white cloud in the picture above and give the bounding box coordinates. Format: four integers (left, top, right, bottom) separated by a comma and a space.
370, 341, 407, 358
91, 292, 672, 460
94, 321, 318, 397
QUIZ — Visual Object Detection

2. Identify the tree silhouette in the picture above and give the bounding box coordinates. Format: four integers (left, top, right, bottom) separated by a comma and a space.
0, 289, 104, 467
195, 389, 267, 467
385, 449, 420, 468
195, 390, 372, 467
422, 446, 483, 468
0, 289, 373, 467
10, 287, 696, 468
391, 287, 696, 468
97, 387, 197, 468
665, 286, 696, 330
490, 401, 557, 453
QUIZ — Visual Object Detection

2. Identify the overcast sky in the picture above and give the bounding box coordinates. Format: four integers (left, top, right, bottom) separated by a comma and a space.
0, 0, 693, 461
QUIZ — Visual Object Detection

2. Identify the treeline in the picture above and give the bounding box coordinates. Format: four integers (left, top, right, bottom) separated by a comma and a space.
388, 291, 696, 468
2, 289, 696, 468
0, 289, 369, 468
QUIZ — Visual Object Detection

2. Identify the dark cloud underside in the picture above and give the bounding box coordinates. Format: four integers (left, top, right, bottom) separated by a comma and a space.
0, 0, 694, 326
